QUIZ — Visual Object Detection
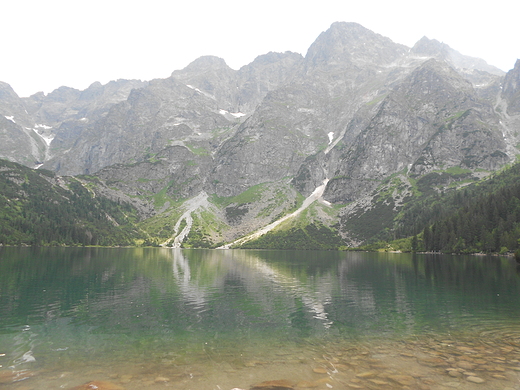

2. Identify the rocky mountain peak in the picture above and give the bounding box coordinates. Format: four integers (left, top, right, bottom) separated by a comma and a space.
0, 81, 32, 126
304, 21, 407, 69
411, 36, 449, 57
175, 55, 231, 74
406, 58, 474, 96
78, 81, 105, 101
45, 86, 82, 103
0, 81, 20, 101
411, 36, 504, 76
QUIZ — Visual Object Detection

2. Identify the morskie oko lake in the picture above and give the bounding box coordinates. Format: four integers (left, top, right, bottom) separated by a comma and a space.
1, 247, 520, 389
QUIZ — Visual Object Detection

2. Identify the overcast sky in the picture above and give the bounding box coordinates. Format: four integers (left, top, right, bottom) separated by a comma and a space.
2, 0, 518, 97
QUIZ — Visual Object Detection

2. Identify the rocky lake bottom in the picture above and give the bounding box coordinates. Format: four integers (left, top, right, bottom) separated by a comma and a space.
2, 330, 520, 390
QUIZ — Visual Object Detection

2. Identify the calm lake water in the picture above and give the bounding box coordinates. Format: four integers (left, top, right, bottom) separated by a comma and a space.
1, 247, 520, 389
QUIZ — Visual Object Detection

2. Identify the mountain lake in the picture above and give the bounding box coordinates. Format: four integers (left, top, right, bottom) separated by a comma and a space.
1, 247, 520, 389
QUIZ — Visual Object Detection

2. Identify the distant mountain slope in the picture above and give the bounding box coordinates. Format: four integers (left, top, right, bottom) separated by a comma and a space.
0, 22, 519, 249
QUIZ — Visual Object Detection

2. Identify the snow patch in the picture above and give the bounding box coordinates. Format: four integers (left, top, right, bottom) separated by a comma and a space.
219, 109, 246, 118
328, 132, 334, 144
79, 117, 88, 122
186, 84, 216, 100
32, 129, 55, 146
319, 198, 331, 206
35, 123, 52, 130
4, 115, 15, 123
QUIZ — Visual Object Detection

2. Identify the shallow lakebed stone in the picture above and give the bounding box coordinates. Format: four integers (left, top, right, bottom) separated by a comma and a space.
250, 379, 295, 390
70, 381, 125, 390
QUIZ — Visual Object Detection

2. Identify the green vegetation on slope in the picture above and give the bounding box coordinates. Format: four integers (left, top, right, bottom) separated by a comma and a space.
4, 153, 520, 253
358, 162, 520, 254
0, 159, 141, 246
238, 222, 344, 250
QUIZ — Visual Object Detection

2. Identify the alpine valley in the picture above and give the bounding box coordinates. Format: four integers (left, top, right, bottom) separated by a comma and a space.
2, 22, 520, 252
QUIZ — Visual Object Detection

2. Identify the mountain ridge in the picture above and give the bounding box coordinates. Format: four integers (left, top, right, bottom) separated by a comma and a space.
1, 21, 519, 249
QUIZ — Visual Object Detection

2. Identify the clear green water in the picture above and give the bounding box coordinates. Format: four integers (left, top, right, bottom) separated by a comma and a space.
1, 247, 520, 389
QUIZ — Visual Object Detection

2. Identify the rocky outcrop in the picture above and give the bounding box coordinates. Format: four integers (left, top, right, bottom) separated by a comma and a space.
0, 82, 46, 166
503, 59, 520, 115
322, 59, 507, 203
304, 22, 408, 69
411, 36, 504, 76
95, 144, 213, 201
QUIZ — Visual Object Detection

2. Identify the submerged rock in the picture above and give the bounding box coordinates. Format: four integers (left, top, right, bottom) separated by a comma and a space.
312, 367, 328, 374
466, 376, 485, 384
250, 379, 295, 390
0, 370, 36, 384
70, 381, 125, 390
388, 374, 415, 386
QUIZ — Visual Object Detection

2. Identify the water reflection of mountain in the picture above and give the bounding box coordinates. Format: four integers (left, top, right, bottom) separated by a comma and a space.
2, 248, 520, 342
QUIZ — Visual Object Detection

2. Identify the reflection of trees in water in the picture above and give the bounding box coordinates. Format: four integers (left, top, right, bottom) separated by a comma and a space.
3, 248, 520, 352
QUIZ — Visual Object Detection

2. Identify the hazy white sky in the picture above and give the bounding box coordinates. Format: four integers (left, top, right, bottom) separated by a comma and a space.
2, 0, 518, 97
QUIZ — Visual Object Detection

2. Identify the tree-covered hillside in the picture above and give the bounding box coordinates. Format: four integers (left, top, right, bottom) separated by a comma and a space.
0, 159, 142, 246
363, 162, 520, 254
3, 155, 520, 253
419, 165, 520, 254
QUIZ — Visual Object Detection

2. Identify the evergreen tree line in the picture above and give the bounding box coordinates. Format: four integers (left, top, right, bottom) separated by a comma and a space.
421, 184, 520, 253
0, 160, 140, 246
358, 163, 520, 254
397, 164, 520, 243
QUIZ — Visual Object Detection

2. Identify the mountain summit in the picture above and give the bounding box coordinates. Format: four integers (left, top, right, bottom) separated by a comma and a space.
305, 22, 408, 68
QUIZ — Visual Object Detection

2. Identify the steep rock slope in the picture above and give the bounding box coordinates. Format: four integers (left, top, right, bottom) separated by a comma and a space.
503, 60, 520, 115
211, 22, 412, 197
0, 82, 46, 166
323, 59, 507, 203
44, 52, 304, 176
42, 76, 234, 175
0, 79, 146, 169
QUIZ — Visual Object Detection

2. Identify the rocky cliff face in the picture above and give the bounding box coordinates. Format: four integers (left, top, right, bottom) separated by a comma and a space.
43, 76, 233, 175
0, 82, 46, 166
0, 79, 146, 169
503, 60, 520, 115
1, 22, 519, 246
321, 59, 508, 203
